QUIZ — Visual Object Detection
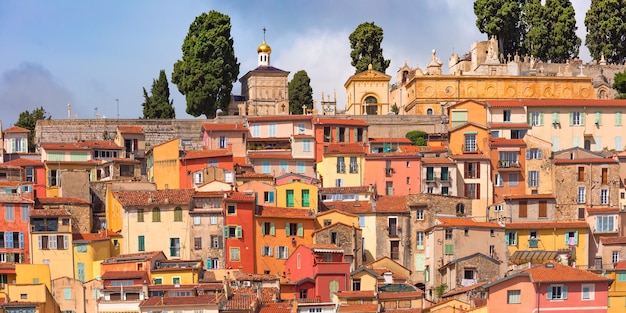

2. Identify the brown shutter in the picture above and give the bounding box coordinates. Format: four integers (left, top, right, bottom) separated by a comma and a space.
476, 162, 481, 179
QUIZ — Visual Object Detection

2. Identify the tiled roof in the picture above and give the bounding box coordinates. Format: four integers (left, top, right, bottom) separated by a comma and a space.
600, 236, 626, 245
1, 158, 43, 167
615, 261, 626, 269
302, 243, 343, 253
338, 304, 379, 313
256, 206, 314, 219
489, 138, 526, 146
259, 302, 292, 313
248, 152, 293, 159
141, 294, 218, 307
378, 291, 423, 299
369, 138, 412, 143
436, 217, 502, 228
488, 99, 626, 107
449, 154, 490, 160
487, 122, 531, 129
365, 152, 421, 159
233, 272, 280, 281
316, 209, 357, 218
248, 115, 312, 122
506, 221, 588, 229
382, 309, 422, 313
40, 142, 85, 151
118, 126, 144, 134
76, 141, 123, 149
37, 197, 90, 205
335, 290, 376, 298
222, 294, 257, 310
233, 287, 279, 303
182, 149, 232, 159
442, 282, 486, 298
3, 126, 30, 133
202, 122, 248, 131
554, 158, 617, 164
314, 118, 368, 126
586, 207, 619, 213
323, 201, 373, 214
371, 268, 408, 280
73, 231, 120, 242
29, 208, 71, 217
375, 196, 407, 213
103, 251, 164, 264
0, 181, 20, 187
226, 192, 256, 202
421, 157, 455, 164
325, 143, 367, 154
524, 262, 612, 283
237, 172, 274, 179
503, 194, 554, 200
101, 270, 148, 280
114, 189, 195, 206
319, 186, 370, 194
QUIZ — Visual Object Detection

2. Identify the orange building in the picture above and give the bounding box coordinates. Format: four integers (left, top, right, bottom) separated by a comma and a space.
254, 205, 315, 276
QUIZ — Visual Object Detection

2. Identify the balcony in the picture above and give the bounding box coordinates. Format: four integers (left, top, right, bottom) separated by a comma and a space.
387, 226, 400, 237
497, 160, 521, 171
385, 168, 394, 177
528, 238, 539, 248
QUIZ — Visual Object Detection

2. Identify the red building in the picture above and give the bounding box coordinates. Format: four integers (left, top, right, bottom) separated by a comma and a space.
285, 244, 351, 302
313, 118, 369, 163
2, 158, 46, 199
224, 192, 256, 273
179, 149, 234, 189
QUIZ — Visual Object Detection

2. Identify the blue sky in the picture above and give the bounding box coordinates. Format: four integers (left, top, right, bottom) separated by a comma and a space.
0, 0, 591, 126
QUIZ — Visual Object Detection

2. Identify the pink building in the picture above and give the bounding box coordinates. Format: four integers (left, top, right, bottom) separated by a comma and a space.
485, 262, 611, 313
364, 152, 421, 196
285, 244, 351, 302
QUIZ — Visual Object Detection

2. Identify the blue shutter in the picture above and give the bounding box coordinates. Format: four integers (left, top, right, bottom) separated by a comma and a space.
269, 191, 275, 203
505, 233, 509, 246
19, 232, 24, 249
297, 223, 304, 237
562, 285, 568, 299
236, 226, 242, 238
207, 259, 213, 269
77, 263, 85, 282
547, 286, 552, 299
574, 231, 579, 245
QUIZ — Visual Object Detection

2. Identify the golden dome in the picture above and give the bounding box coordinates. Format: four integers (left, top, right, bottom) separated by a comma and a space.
257, 40, 272, 54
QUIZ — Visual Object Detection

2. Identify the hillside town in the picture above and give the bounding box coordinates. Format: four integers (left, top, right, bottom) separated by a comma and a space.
2, 36, 626, 313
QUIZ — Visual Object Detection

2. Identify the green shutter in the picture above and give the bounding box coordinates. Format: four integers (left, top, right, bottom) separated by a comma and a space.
261, 223, 266, 235
236, 226, 242, 238
302, 189, 310, 207
270, 222, 275, 236
207, 259, 212, 269
574, 231, 579, 245
562, 286, 568, 299
547, 287, 552, 299
580, 112, 585, 125
505, 233, 510, 246
539, 112, 544, 126
445, 244, 454, 254
552, 112, 559, 124
297, 223, 304, 237
569, 112, 573, 126
224, 227, 229, 238
514, 232, 518, 245
616, 111, 622, 126
527, 112, 532, 125
595, 111, 602, 125
285, 223, 291, 236
138, 236, 145, 251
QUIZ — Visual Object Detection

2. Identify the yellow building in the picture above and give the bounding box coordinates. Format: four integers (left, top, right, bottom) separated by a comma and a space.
73, 232, 121, 282
316, 144, 366, 188
505, 221, 590, 268
344, 64, 392, 115
275, 181, 318, 210
315, 209, 358, 229
146, 138, 181, 190
4, 283, 60, 313
104, 181, 155, 237
149, 260, 202, 285
597, 262, 626, 312
29, 209, 74, 280
15, 264, 52, 291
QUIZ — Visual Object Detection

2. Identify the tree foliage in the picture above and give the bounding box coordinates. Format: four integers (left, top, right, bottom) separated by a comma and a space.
521, 0, 549, 59
349, 22, 391, 74
172, 10, 240, 118
613, 71, 626, 99
585, 0, 626, 64
15, 106, 50, 152
474, 0, 524, 57
142, 70, 175, 119
288, 70, 314, 115
406, 130, 428, 146
543, 0, 580, 63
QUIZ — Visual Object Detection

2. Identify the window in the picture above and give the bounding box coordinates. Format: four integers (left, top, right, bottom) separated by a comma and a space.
174, 207, 183, 222
464, 228, 469, 236
601, 168, 608, 184
426, 167, 434, 181
210, 215, 218, 225
138, 236, 145, 251
301, 189, 310, 207
76, 243, 88, 253
505, 232, 517, 246
349, 157, 358, 173
507, 290, 521, 304
64, 288, 72, 300
261, 246, 273, 256
427, 186, 434, 194
336, 157, 345, 173
227, 204, 236, 215
571, 112, 583, 126
137, 209, 144, 222
491, 130, 500, 138
48, 169, 59, 187
303, 139, 311, 152
441, 186, 449, 195
230, 248, 240, 261
352, 279, 361, 291
597, 216, 615, 232
297, 123, 306, 135
508, 173, 518, 186
581, 284, 594, 300
577, 167, 585, 181
323, 219, 332, 227
494, 173, 503, 187
169, 238, 180, 257
601, 189, 609, 204
577, 187, 586, 203
330, 232, 338, 245
286, 190, 295, 207
445, 229, 453, 240
416, 232, 424, 250
511, 129, 526, 139
262, 161, 270, 174
441, 167, 449, 181
285, 223, 303, 237
547, 285, 568, 300
526, 149, 543, 160
464, 162, 479, 178
613, 251, 620, 263
218, 136, 228, 149
152, 208, 161, 222
503, 110, 511, 122
416, 209, 424, 220
21, 205, 29, 222
531, 111, 543, 126
262, 222, 275, 236
25, 167, 34, 182
323, 127, 331, 142
444, 244, 454, 255
210, 235, 222, 249
386, 181, 393, 195
5, 205, 14, 221
276, 246, 289, 259
456, 203, 465, 216
464, 134, 477, 152
406, 177, 411, 184
464, 183, 479, 199
193, 216, 201, 226
194, 237, 202, 250
527, 171, 539, 187
358, 215, 365, 227
494, 205, 504, 213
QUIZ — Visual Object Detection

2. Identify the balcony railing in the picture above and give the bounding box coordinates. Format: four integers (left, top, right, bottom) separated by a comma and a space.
385, 168, 394, 177
462, 144, 478, 153
528, 238, 539, 248
498, 160, 520, 169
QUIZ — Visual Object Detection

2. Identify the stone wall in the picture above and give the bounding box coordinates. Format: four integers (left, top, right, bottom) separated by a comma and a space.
451, 256, 500, 289
313, 223, 363, 268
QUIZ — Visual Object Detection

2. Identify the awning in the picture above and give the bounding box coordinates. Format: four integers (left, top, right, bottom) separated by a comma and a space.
509, 250, 558, 265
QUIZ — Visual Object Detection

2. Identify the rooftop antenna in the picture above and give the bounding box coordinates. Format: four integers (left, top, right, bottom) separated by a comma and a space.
115, 99, 119, 119
95, 107, 99, 119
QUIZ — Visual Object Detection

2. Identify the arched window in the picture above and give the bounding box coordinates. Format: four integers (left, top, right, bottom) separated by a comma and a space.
152, 207, 161, 222
456, 203, 465, 216
364, 96, 378, 115
427, 108, 434, 115
174, 207, 183, 222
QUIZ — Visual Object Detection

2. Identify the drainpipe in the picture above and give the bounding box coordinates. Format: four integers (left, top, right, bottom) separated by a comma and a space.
536, 282, 541, 313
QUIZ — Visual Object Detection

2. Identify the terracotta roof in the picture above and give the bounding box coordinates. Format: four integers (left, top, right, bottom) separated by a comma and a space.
490, 138, 526, 146
37, 197, 90, 205
375, 196, 408, 213
103, 251, 164, 263
324, 201, 373, 214
383, 309, 422, 313
29, 208, 71, 217
141, 294, 218, 307
369, 138, 412, 143
76, 141, 123, 149
371, 267, 408, 280
506, 221, 588, 229
233, 272, 280, 282
0, 181, 20, 187
442, 282, 486, 298
449, 154, 490, 160
586, 207, 619, 213
378, 291, 423, 299
524, 262, 612, 283
259, 302, 292, 313
202, 122, 248, 131
316, 209, 357, 218
182, 149, 232, 159
222, 294, 257, 310
233, 287, 279, 303
314, 118, 368, 126
226, 192, 256, 202
1, 158, 43, 167
436, 217, 502, 228
554, 158, 617, 164
325, 143, 367, 154
114, 189, 195, 206
421, 157, 455, 164
488, 122, 531, 129
248, 151, 293, 159
302, 243, 343, 252
338, 304, 379, 313
365, 152, 421, 159
503, 194, 554, 200
101, 270, 148, 280
40, 142, 85, 151
335, 290, 376, 298
73, 231, 120, 242
248, 115, 312, 122
615, 261, 626, 269
488, 99, 626, 107
118, 126, 144, 134
320, 186, 370, 194
237, 172, 274, 179
256, 206, 314, 219
600, 236, 626, 245
3, 126, 30, 133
